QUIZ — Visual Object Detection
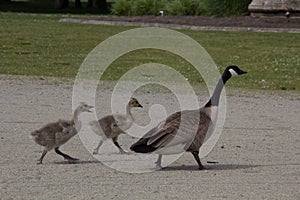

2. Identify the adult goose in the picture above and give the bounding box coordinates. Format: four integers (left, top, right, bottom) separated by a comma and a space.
130, 66, 247, 170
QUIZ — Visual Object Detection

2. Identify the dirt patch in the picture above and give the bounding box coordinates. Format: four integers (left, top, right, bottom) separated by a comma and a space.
89, 15, 300, 28
1, 76, 300, 199
60, 15, 300, 33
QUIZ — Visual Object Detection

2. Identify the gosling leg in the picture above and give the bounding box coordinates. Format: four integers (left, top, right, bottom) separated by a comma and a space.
112, 137, 128, 154
37, 149, 47, 164
191, 151, 206, 170
55, 147, 78, 162
93, 140, 103, 154
155, 154, 163, 169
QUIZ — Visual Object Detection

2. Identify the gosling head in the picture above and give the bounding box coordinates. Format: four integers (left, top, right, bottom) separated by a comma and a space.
225, 65, 247, 77
129, 98, 143, 108
78, 102, 93, 112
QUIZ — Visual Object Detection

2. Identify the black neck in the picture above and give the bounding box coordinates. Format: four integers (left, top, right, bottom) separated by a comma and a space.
204, 72, 231, 107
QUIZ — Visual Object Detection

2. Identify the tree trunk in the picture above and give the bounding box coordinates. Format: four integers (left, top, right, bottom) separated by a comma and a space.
54, 0, 69, 9
75, 0, 82, 8
87, 0, 92, 7
87, 0, 108, 13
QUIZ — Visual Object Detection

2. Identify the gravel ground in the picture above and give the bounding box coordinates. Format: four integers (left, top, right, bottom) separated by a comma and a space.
0, 75, 300, 199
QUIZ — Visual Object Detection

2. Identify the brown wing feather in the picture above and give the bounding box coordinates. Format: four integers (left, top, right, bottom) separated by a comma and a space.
145, 110, 199, 149
131, 107, 213, 153
147, 126, 177, 146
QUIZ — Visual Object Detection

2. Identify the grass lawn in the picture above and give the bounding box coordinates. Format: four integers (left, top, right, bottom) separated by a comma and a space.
0, 12, 300, 91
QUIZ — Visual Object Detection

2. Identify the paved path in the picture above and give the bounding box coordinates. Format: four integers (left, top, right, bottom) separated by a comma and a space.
1, 76, 299, 199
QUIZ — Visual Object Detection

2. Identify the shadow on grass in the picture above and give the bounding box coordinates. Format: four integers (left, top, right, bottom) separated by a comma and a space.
0, 0, 109, 14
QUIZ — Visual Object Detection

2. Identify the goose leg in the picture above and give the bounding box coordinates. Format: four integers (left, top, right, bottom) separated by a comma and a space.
191, 151, 206, 170
112, 137, 128, 154
93, 140, 103, 154
155, 154, 163, 169
55, 147, 78, 162
37, 149, 47, 164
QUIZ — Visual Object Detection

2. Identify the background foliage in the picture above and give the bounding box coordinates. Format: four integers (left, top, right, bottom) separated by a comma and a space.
112, 0, 252, 16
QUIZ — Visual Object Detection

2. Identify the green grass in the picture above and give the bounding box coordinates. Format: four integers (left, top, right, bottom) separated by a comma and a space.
1, 12, 300, 91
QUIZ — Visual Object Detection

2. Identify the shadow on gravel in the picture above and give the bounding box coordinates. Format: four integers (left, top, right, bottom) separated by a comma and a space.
161, 164, 260, 171
51, 160, 300, 170
53, 160, 102, 165
161, 162, 300, 171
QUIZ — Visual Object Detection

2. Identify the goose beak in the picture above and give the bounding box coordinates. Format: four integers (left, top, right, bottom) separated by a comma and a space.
240, 70, 247, 75
138, 104, 143, 108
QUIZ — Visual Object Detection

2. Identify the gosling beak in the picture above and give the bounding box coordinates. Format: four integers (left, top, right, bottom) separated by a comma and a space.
88, 106, 94, 112
138, 104, 143, 108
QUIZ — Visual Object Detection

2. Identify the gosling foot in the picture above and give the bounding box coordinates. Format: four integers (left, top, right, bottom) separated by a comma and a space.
36, 160, 43, 165
92, 149, 99, 155
66, 157, 79, 163
119, 150, 130, 154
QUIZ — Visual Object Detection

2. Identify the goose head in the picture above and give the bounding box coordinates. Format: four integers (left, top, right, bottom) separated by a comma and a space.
129, 98, 143, 108
225, 65, 247, 78
78, 102, 93, 113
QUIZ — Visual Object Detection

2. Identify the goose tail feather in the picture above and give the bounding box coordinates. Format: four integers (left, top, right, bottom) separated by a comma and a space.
130, 138, 157, 153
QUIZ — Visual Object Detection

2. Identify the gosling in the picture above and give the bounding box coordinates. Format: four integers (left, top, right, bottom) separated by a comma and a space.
89, 98, 143, 154
30, 102, 93, 164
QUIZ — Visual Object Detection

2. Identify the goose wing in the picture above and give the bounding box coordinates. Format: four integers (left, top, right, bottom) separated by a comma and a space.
91, 114, 130, 136
112, 114, 133, 131
130, 110, 201, 153
58, 119, 73, 127
112, 114, 127, 126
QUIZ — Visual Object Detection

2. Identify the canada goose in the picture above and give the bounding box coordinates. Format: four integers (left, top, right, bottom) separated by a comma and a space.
30, 102, 93, 164
130, 66, 247, 170
89, 98, 143, 154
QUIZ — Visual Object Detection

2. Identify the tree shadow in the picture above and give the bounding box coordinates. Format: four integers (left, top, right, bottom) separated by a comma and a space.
0, 0, 108, 14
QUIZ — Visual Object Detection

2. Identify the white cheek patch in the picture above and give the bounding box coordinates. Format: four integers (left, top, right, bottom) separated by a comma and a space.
229, 69, 238, 77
